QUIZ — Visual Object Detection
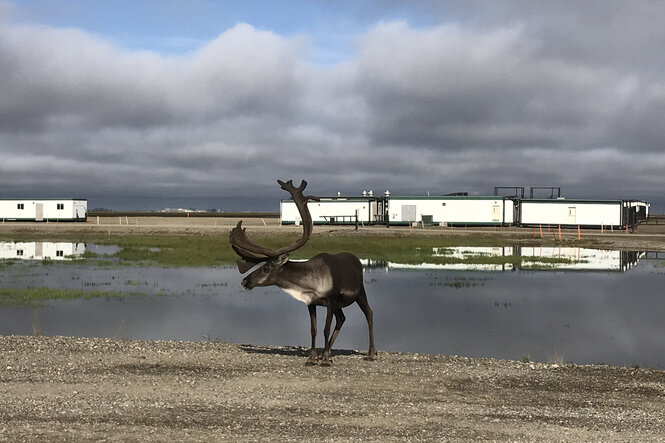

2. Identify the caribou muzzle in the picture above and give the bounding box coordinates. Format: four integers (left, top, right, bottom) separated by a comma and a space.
241, 277, 255, 290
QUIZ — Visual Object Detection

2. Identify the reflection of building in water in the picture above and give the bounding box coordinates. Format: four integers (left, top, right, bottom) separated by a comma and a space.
0, 242, 86, 260
364, 247, 645, 273
519, 247, 644, 272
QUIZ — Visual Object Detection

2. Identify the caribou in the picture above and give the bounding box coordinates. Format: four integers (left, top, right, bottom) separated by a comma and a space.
229, 179, 376, 365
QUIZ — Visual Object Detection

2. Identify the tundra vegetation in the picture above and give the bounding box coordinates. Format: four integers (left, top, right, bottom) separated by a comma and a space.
0, 230, 595, 306
0, 232, 586, 268
0, 288, 145, 307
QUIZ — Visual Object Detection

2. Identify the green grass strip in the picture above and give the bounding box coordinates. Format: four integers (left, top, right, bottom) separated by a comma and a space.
0, 288, 147, 307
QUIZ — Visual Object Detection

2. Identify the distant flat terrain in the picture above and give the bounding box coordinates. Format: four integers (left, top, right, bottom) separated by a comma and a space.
2, 215, 665, 251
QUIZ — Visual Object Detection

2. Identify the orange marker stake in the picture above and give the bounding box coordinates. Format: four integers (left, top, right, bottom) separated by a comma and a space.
577, 225, 581, 240
558, 225, 562, 240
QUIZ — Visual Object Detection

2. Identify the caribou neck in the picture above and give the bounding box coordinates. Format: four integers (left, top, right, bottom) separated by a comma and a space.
274, 259, 319, 290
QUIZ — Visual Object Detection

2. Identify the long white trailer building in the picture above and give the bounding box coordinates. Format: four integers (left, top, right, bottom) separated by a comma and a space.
388, 196, 515, 226
519, 199, 648, 228
281, 194, 648, 228
0, 199, 87, 222
281, 195, 516, 226
519, 199, 622, 227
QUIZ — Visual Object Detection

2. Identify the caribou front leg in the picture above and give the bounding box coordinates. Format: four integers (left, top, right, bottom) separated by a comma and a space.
320, 305, 335, 366
306, 304, 318, 365
320, 308, 346, 366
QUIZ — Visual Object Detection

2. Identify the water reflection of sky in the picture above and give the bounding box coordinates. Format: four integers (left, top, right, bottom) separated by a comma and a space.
1, 243, 664, 368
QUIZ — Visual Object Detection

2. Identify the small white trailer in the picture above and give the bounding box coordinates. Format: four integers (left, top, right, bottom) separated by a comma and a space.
518, 199, 623, 228
0, 199, 87, 222
388, 196, 515, 226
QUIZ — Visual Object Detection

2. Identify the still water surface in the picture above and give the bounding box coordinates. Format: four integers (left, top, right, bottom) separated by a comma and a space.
1, 243, 664, 368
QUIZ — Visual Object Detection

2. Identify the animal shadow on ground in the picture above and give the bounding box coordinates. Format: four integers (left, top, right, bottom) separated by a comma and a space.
239, 344, 361, 358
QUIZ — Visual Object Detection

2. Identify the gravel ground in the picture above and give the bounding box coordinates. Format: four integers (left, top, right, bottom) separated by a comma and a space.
1, 335, 665, 442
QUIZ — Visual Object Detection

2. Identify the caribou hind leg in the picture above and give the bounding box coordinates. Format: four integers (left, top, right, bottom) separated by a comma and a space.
356, 289, 376, 360
327, 308, 346, 351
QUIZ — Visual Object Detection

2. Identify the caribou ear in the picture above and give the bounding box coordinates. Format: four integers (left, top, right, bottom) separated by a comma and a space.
273, 254, 289, 267
236, 259, 258, 274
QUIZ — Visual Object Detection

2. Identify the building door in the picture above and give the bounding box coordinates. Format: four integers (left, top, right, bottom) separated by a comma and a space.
401, 205, 417, 222
491, 205, 501, 222
35, 203, 43, 221
567, 207, 576, 224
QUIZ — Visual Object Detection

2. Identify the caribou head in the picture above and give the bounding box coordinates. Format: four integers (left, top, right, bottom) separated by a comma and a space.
230, 179, 317, 282
229, 179, 376, 365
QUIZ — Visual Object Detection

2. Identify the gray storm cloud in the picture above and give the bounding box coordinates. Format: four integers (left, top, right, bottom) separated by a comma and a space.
1, 3, 664, 209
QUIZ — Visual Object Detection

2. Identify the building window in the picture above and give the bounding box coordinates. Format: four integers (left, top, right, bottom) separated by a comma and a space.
17, 203, 24, 210
56, 250, 64, 257
57, 203, 64, 210
16, 250, 23, 256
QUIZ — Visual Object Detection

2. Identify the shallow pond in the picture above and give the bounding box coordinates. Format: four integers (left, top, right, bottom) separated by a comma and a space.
1, 243, 664, 368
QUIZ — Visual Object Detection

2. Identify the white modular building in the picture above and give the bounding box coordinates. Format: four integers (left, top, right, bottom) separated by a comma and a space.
0, 199, 87, 222
281, 197, 383, 225
280, 192, 648, 228
388, 196, 516, 226
518, 199, 624, 228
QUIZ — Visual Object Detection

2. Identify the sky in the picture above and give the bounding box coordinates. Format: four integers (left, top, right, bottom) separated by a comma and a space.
1, 0, 664, 211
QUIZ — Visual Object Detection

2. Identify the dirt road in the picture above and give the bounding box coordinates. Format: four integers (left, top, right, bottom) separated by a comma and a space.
2, 336, 665, 442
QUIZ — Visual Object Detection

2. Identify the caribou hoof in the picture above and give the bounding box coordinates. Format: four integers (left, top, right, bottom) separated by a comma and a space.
320, 359, 332, 366
305, 359, 318, 366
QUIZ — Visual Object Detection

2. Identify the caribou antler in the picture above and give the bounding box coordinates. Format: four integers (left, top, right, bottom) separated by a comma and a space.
230, 179, 318, 272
